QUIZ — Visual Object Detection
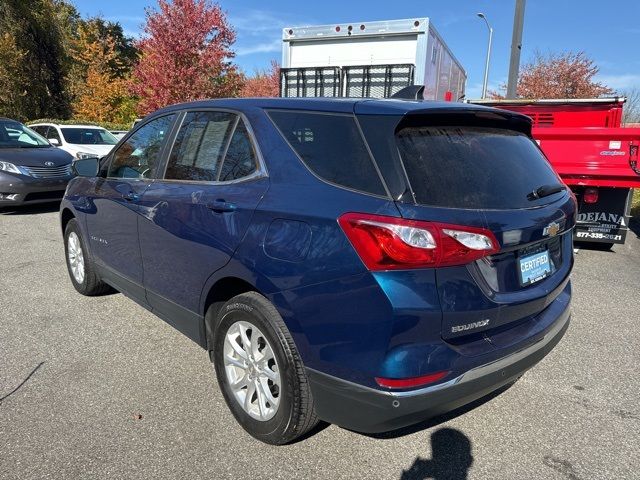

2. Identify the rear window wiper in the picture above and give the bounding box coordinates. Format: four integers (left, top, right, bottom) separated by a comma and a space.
527, 184, 566, 201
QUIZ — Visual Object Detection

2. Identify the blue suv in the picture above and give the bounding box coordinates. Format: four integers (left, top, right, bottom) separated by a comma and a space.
61, 98, 575, 444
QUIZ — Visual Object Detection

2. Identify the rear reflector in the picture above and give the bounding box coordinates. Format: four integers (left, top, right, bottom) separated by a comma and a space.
375, 371, 449, 389
584, 187, 599, 204
338, 213, 499, 270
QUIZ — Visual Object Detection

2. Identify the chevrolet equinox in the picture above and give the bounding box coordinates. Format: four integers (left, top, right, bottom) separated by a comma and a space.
60, 98, 575, 444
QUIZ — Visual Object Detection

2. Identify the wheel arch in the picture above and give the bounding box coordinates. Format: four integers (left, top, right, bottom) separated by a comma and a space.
202, 276, 261, 351
60, 207, 75, 235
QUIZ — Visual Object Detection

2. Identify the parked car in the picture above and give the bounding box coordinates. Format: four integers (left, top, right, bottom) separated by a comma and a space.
60, 98, 576, 445
0, 117, 74, 207
109, 130, 128, 140
28, 122, 118, 159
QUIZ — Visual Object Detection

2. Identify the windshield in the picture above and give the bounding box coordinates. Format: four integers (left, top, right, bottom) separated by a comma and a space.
60, 127, 118, 145
0, 120, 50, 148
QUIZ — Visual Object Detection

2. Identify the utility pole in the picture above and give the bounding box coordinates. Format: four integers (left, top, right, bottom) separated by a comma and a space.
506, 0, 526, 98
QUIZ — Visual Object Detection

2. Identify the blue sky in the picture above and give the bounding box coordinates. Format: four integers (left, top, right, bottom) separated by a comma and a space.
73, 0, 640, 98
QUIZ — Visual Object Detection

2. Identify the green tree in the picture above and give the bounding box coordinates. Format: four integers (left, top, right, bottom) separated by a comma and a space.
0, 0, 77, 120
76, 17, 139, 78
0, 33, 29, 119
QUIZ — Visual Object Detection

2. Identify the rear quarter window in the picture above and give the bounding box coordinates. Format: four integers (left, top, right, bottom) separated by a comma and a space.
268, 111, 386, 196
396, 126, 563, 209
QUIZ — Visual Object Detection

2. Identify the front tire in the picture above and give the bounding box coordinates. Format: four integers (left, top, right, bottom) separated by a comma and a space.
212, 292, 319, 445
64, 219, 110, 296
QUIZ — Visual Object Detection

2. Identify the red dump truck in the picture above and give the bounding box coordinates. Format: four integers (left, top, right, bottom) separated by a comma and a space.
472, 98, 639, 247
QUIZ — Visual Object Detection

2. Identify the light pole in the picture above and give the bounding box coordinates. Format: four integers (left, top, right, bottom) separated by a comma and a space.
477, 13, 493, 99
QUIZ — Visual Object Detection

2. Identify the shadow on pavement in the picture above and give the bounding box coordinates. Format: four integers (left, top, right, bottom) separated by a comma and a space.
0, 201, 61, 215
629, 217, 640, 238
400, 427, 473, 480
574, 241, 616, 252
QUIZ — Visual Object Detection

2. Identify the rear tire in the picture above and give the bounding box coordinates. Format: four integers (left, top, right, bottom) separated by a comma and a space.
212, 292, 319, 445
64, 219, 111, 296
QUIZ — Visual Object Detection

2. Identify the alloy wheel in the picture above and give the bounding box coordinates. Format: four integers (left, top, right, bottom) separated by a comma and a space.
223, 320, 281, 421
67, 232, 85, 284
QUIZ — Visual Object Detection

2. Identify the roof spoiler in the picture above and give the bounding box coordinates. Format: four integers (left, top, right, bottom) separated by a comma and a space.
391, 85, 424, 101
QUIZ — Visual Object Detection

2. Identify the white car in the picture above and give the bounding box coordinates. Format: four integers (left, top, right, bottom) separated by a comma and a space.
28, 123, 118, 159
110, 130, 128, 140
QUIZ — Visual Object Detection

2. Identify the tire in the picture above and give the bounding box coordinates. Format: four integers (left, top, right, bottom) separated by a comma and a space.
64, 219, 111, 296
212, 292, 319, 445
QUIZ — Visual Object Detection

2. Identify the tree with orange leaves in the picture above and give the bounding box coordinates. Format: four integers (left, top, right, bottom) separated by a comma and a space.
69, 22, 136, 124
491, 51, 613, 99
240, 61, 280, 97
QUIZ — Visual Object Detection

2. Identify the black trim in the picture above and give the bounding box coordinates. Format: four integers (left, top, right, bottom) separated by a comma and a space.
95, 263, 206, 347
95, 263, 148, 308
146, 291, 206, 347
306, 305, 570, 434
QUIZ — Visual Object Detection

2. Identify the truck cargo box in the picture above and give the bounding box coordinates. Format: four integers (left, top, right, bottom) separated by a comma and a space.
281, 18, 466, 100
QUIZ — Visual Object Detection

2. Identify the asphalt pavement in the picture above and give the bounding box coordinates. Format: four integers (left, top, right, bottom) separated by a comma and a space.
1, 203, 639, 480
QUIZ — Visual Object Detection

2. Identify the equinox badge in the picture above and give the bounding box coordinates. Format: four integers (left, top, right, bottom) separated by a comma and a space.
451, 319, 490, 333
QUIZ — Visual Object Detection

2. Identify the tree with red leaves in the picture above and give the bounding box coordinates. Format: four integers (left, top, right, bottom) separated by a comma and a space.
491, 51, 613, 99
131, 0, 242, 114
240, 60, 280, 97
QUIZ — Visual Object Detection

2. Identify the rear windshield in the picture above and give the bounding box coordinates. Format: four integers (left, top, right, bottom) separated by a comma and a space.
396, 126, 563, 209
61, 127, 118, 145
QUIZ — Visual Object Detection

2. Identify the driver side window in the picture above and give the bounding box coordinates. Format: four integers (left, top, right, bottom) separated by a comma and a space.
107, 114, 176, 179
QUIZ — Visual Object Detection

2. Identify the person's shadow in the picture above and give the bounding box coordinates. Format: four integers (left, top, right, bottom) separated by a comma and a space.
400, 428, 473, 480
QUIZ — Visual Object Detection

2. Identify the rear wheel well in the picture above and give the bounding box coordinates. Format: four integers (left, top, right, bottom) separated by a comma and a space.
61, 208, 75, 234
203, 277, 258, 350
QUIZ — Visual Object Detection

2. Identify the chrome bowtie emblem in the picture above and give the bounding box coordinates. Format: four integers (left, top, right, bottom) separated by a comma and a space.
543, 222, 560, 237
44, 161, 55, 167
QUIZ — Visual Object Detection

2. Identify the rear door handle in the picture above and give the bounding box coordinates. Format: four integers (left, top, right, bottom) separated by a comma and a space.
207, 199, 237, 213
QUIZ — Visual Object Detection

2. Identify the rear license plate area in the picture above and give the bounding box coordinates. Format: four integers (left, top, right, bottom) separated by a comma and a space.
518, 248, 552, 286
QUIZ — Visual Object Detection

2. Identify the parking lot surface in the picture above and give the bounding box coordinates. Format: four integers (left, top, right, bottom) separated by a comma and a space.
1, 204, 639, 480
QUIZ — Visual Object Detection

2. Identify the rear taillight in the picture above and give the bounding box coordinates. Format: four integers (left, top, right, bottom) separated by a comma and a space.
583, 187, 599, 204
338, 213, 499, 271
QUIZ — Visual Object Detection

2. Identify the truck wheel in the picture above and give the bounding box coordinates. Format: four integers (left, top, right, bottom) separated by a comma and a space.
212, 292, 319, 445
64, 219, 111, 296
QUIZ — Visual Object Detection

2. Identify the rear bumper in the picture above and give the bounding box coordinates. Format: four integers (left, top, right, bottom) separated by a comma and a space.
307, 300, 570, 433
0, 172, 72, 205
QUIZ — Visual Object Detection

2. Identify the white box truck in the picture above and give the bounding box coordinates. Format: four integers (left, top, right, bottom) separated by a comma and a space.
281, 18, 466, 100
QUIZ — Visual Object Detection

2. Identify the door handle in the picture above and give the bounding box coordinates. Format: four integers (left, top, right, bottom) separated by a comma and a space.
122, 191, 139, 202
207, 199, 237, 213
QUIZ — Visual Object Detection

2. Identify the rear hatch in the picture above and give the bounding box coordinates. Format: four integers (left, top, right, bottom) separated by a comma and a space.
359, 106, 577, 342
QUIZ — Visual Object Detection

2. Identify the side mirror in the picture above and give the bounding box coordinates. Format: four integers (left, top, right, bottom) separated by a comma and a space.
72, 157, 100, 177
48, 138, 60, 146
